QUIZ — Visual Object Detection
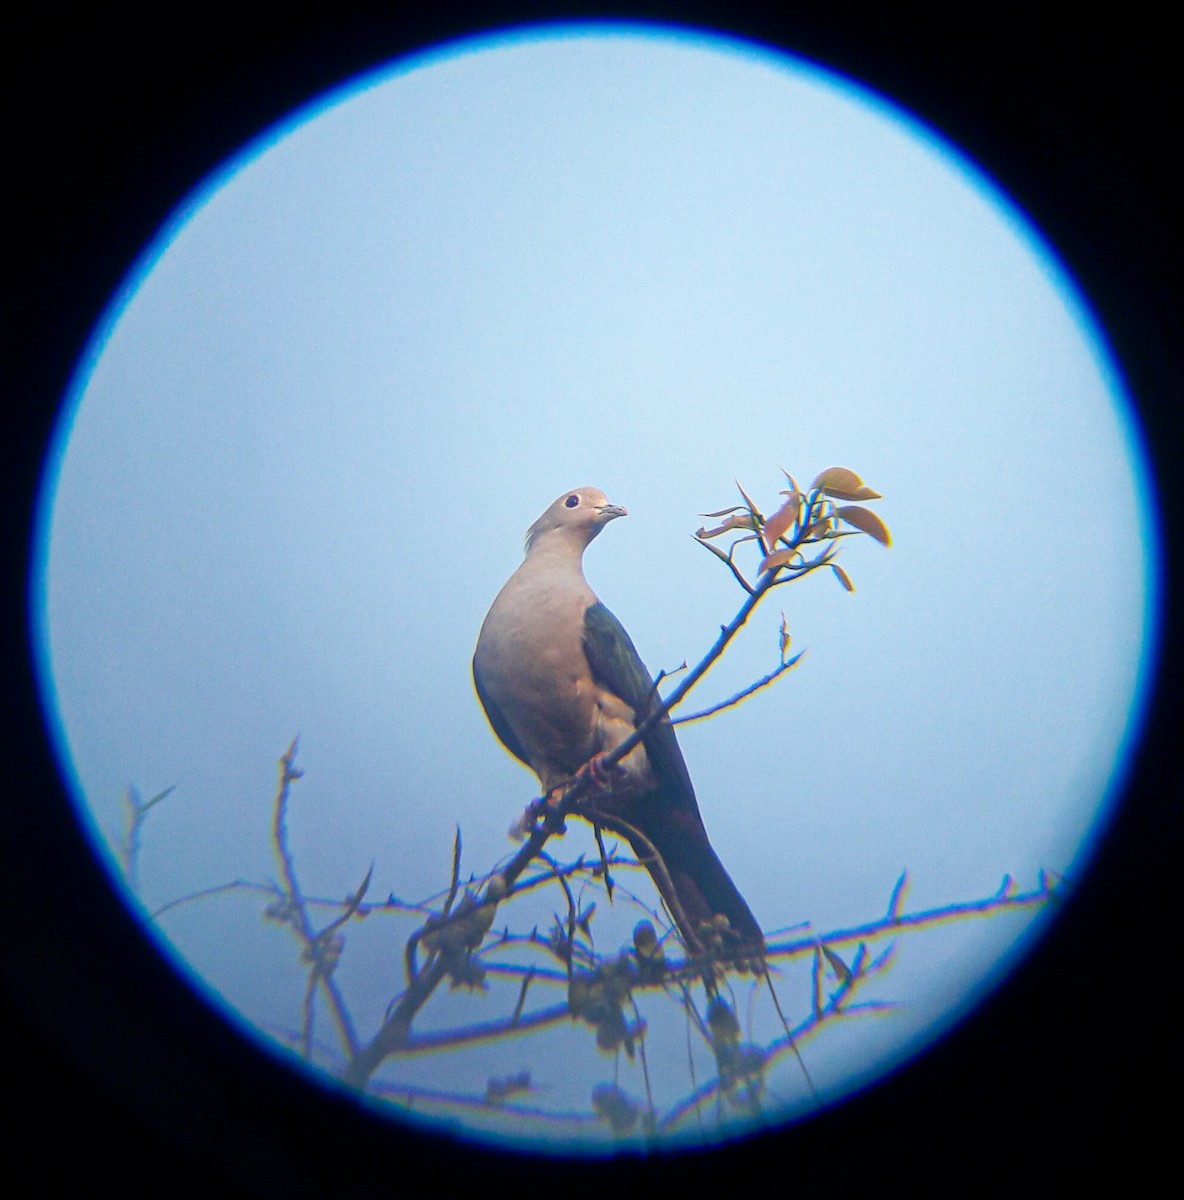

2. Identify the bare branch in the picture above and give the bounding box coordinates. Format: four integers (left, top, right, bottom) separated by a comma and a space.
673, 651, 806, 726
121, 783, 176, 890
693, 534, 754, 594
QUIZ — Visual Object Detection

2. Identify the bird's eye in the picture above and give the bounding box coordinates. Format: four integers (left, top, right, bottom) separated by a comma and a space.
565, 495, 579, 508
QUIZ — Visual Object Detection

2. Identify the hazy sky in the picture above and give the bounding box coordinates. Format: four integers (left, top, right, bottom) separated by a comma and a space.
34, 24, 1157, 1150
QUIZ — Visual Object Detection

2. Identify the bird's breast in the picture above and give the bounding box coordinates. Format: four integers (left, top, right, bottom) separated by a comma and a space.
474, 575, 602, 782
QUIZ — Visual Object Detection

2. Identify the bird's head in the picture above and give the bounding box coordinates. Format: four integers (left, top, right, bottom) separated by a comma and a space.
524, 486, 627, 554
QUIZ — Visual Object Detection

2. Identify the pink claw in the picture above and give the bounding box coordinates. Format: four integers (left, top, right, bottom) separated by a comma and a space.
576, 752, 614, 791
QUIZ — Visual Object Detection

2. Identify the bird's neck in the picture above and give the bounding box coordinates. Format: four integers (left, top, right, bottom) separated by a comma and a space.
523, 530, 591, 577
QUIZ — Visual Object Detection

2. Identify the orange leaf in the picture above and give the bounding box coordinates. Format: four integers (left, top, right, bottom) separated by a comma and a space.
809, 514, 836, 539
695, 513, 758, 539
694, 536, 735, 566
762, 495, 800, 547
759, 548, 800, 573
836, 505, 892, 547
735, 480, 768, 551
831, 563, 855, 592
811, 467, 882, 502
734, 480, 763, 521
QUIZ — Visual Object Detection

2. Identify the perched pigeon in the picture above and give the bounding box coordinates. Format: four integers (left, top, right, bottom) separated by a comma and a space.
473, 487, 763, 958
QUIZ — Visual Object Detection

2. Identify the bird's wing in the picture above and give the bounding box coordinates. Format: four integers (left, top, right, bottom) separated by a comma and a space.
581, 601, 697, 805
472, 656, 533, 768
583, 600, 765, 955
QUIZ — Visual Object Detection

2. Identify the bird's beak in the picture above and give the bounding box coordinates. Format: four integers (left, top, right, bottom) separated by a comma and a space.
598, 503, 627, 522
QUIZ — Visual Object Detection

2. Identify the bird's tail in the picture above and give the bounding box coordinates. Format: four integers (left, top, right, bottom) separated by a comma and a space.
603, 804, 766, 960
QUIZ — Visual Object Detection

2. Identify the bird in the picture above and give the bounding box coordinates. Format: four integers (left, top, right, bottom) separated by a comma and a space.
472, 486, 764, 960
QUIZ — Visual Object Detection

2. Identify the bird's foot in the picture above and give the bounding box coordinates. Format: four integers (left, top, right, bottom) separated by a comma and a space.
509, 794, 567, 839
535, 789, 568, 833
574, 752, 616, 793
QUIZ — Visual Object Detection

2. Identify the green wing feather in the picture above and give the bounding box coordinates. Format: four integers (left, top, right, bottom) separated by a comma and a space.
582, 602, 764, 953
472, 659, 532, 767
581, 603, 698, 806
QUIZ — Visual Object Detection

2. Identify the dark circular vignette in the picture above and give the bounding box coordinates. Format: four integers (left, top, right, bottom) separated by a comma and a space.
3, 4, 1179, 1194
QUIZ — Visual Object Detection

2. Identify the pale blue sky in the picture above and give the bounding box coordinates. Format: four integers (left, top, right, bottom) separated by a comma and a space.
34, 25, 1157, 1149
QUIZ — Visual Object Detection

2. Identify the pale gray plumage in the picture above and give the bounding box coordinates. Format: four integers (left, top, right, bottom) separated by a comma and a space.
472, 487, 763, 957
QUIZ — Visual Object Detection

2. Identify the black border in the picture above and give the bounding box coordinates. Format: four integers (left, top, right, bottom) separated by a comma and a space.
5, 5, 1180, 1193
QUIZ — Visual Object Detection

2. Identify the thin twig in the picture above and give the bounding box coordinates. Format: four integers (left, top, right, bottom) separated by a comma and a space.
761, 961, 817, 1099
269, 738, 360, 1061
122, 784, 176, 890
766, 881, 1053, 961
673, 652, 806, 726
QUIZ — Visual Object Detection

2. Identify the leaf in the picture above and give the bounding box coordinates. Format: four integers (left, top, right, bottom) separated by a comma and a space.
831, 563, 855, 592
801, 515, 833, 541
734, 480, 767, 551
139, 784, 177, 813
695, 536, 735, 564
577, 903, 597, 935
887, 870, 910, 920
811, 467, 882, 501
347, 863, 374, 910
778, 611, 791, 660
836, 505, 892, 547
700, 505, 749, 518
695, 512, 759, 539
442, 826, 462, 916
821, 944, 851, 984
762, 495, 800, 547
759, 547, 800, 573
734, 480, 763, 521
